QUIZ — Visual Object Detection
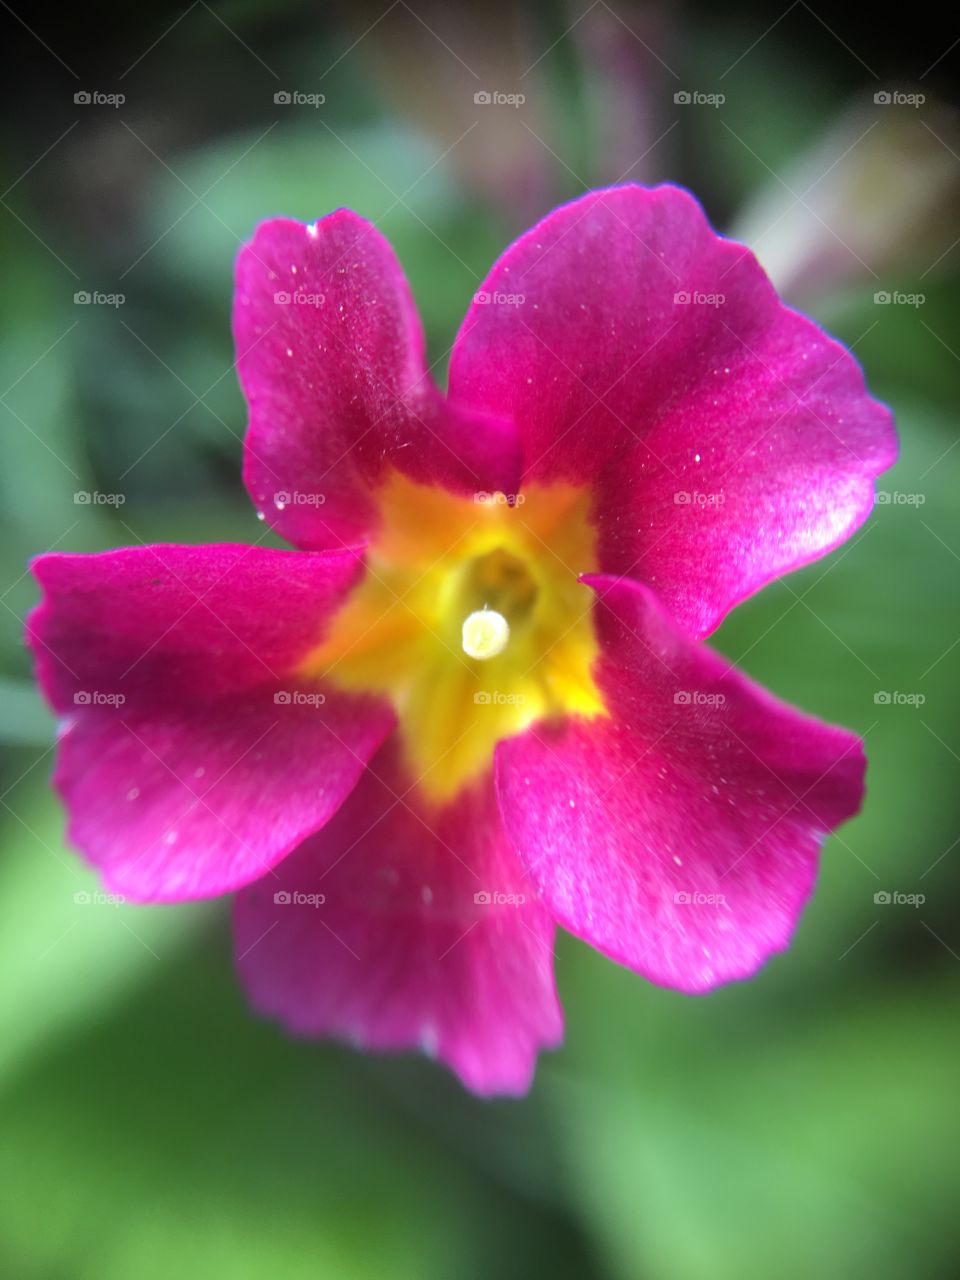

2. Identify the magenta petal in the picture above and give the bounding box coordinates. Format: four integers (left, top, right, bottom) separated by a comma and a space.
449, 184, 896, 637
495, 575, 865, 994
234, 741, 563, 1096
234, 212, 520, 550
30, 543, 364, 709
28, 544, 394, 900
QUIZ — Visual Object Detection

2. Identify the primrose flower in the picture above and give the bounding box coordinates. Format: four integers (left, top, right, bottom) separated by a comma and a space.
28, 185, 896, 1095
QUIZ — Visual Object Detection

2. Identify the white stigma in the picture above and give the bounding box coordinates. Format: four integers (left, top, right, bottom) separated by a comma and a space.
462, 608, 510, 660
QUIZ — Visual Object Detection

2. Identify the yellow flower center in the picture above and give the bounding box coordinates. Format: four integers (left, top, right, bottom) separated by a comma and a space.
301, 473, 605, 803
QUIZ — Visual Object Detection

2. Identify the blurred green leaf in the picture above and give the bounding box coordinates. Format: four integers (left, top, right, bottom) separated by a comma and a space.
147, 121, 502, 353
0, 780, 210, 1089
0, 916, 593, 1280
0, 678, 53, 745
549, 948, 960, 1280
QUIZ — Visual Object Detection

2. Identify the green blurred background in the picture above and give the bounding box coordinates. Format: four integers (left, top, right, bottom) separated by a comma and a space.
2, 3, 958, 1277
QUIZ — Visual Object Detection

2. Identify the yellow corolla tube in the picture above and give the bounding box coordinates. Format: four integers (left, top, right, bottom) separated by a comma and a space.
301, 473, 605, 802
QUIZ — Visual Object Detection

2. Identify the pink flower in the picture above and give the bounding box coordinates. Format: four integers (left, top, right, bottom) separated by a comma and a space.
28, 185, 896, 1095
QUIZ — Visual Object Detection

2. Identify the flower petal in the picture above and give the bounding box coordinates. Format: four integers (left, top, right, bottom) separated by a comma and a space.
449, 183, 896, 636
28, 545, 394, 900
235, 212, 520, 550
495, 574, 865, 993
234, 740, 562, 1096
30, 544, 362, 709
